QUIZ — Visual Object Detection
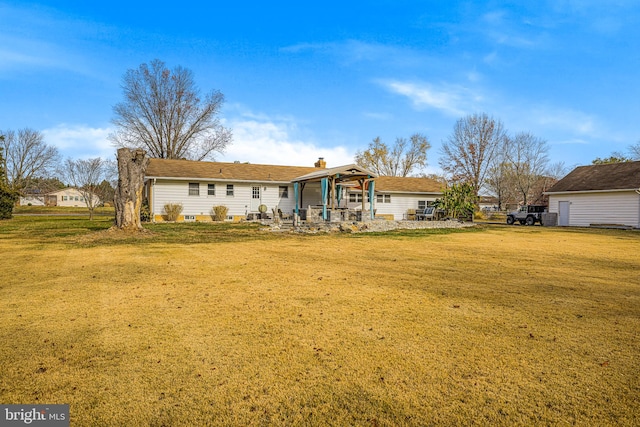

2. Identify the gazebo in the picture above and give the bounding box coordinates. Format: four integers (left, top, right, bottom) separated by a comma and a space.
291, 164, 378, 222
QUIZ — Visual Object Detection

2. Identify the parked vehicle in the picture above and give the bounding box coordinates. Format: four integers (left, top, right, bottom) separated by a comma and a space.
506, 205, 547, 226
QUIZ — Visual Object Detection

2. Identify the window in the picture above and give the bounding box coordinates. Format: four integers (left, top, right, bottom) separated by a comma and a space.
74, 196, 79, 201
62, 196, 67, 201
384, 195, 391, 203
418, 200, 426, 210
279, 186, 288, 198
226, 184, 234, 196
188, 183, 200, 196
207, 184, 216, 196
349, 193, 370, 203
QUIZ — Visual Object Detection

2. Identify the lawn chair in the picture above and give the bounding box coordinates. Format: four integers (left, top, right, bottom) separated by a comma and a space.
415, 206, 436, 221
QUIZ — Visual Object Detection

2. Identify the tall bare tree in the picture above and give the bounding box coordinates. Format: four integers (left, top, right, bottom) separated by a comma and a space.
439, 113, 507, 196
110, 59, 232, 161
0, 128, 60, 193
505, 132, 549, 206
61, 157, 116, 220
354, 133, 431, 176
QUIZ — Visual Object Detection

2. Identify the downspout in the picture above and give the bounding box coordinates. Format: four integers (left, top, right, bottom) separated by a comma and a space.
151, 178, 156, 223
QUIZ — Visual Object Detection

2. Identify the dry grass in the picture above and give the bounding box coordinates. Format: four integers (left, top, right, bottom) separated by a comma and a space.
0, 217, 639, 426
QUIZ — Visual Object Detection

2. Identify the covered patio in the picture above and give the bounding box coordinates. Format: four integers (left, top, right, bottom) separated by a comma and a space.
291, 164, 378, 222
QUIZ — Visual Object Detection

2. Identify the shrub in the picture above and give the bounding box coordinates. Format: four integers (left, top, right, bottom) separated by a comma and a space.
0, 187, 17, 220
211, 205, 228, 221
474, 210, 486, 220
163, 203, 183, 221
140, 198, 151, 222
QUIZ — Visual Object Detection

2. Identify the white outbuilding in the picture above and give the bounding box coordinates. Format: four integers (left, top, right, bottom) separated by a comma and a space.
545, 161, 640, 228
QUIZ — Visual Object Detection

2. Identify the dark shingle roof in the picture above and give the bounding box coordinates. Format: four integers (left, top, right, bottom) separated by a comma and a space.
546, 161, 640, 193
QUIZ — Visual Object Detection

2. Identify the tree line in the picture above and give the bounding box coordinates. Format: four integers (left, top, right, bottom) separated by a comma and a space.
355, 113, 640, 211
1, 60, 232, 222
3, 58, 640, 223
0, 129, 116, 219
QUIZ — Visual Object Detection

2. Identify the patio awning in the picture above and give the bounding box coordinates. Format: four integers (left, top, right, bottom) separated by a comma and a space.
292, 164, 378, 220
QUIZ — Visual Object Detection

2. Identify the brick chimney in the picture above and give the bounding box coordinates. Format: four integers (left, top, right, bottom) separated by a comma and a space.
314, 157, 327, 168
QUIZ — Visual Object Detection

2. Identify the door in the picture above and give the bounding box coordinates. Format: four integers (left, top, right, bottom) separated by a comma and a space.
558, 201, 570, 226
250, 186, 261, 212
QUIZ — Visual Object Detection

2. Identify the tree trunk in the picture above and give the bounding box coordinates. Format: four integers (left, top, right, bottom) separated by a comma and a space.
114, 148, 149, 230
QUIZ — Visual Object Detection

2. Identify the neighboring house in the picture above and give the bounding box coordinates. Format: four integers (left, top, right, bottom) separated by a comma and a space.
19, 188, 100, 207
478, 196, 500, 211
144, 158, 444, 222
544, 161, 640, 228
47, 188, 101, 208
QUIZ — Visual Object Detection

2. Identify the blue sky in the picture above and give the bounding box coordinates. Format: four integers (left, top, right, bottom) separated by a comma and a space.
1, 1, 639, 173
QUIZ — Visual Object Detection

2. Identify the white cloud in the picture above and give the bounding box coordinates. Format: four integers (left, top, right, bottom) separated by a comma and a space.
531, 107, 597, 135
219, 115, 354, 167
43, 124, 116, 160
380, 80, 482, 117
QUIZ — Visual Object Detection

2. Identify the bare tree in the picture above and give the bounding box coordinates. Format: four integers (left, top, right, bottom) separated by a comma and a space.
439, 113, 507, 196
1, 128, 60, 193
110, 59, 232, 161
485, 158, 515, 211
354, 133, 431, 176
505, 132, 550, 206
627, 141, 640, 160
62, 157, 116, 220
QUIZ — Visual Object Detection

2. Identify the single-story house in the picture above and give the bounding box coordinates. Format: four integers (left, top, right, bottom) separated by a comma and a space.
19, 188, 100, 207
544, 161, 640, 228
144, 158, 444, 222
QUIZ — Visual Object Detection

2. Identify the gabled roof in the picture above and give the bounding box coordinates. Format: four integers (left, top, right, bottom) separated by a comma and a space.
145, 158, 321, 182
546, 161, 640, 193
145, 158, 444, 194
291, 164, 377, 183
374, 176, 443, 193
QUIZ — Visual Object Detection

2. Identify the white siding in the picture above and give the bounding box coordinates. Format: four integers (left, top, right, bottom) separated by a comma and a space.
548, 191, 640, 228
19, 196, 45, 206
150, 179, 440, 221
151, 179, 323, 218
345, 191, 439, 220
48, 189, 100, 207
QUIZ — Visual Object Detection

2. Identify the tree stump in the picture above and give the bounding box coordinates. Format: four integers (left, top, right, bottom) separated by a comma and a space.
114, 148, 149, 230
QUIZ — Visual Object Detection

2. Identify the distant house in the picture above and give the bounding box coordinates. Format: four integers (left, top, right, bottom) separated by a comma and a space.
144, 158, 444, 222
19, 188, 100, 207
46, 188, 101, 208
544, 161, 640, 228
